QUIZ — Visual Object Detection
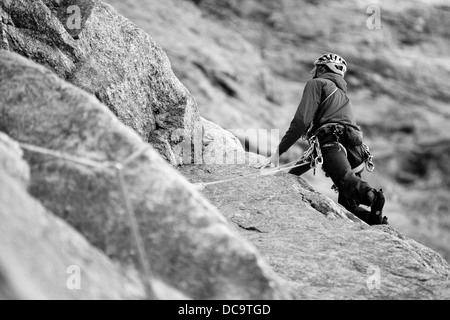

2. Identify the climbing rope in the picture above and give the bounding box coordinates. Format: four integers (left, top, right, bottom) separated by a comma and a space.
194, 159, 311, 188
19, 143, 109, 169
195, 137, 325, 188
19, 142, 156, 299
194, 132, 376, 188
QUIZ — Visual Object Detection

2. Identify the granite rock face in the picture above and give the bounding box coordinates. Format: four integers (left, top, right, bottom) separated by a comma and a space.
0, 50, 292, 300
201, 117, 266, 165
0, 0, 202, 165
102, 0, 450, 263
2, 0, 449, 301
0, 132, 189, 300
181, 164, 450, 299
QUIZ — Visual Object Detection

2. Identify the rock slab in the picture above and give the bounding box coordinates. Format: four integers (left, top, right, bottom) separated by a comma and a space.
0, 50, 292, 300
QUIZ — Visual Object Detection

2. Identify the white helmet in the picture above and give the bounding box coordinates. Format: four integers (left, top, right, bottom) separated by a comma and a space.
314, 53, 347, 77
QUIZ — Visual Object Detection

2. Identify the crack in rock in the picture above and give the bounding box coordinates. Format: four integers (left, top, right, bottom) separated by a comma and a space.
230, 216, 267, 233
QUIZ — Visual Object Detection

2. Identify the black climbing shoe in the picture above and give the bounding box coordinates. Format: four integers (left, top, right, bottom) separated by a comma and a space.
368, 189, 385, 226
349, 206, 371, 224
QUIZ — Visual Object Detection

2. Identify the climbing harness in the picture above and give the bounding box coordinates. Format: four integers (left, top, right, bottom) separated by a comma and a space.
312, 122, 376, 173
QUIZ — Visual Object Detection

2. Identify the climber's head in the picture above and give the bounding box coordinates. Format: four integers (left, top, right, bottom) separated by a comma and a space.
311, 53, 347, 78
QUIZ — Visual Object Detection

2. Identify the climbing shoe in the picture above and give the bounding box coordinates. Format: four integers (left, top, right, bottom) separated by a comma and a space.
368, 189, 385, 225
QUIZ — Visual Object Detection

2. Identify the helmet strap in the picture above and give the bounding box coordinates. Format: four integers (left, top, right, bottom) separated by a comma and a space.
309, 66, 317, 79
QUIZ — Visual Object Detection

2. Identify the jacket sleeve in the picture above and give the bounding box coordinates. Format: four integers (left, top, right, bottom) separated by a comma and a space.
278, 80, 322, 156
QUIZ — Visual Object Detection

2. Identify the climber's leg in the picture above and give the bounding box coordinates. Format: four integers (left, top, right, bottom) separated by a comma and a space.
338, 192, 371, 223
320, 141, 387, 225
321, 142, 373, 206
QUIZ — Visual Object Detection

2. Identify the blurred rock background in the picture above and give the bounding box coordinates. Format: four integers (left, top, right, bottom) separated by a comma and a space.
104, 0, 450, 262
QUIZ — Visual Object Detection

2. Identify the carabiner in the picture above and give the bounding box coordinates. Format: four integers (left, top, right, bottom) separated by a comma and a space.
366, 160, 375, 172
316, 156, 324, 166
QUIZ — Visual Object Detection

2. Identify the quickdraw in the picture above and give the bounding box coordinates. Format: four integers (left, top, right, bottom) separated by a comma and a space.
362, 143, 375, 172
301, 135, 323, 175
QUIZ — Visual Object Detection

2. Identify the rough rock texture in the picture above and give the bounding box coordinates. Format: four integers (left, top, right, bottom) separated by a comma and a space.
0, 132, 189, 300
0, 132, 29, 187
103, 0, 283, 135
180, 165, 450, 299
44, 0, 96, 38
201, 117, 266, 165
0, 0, 202, 165
104, 0, 450, 263
0, 50, 292, 300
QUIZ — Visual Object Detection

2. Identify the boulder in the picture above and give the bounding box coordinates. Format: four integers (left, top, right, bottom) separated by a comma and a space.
0, 0, 202, 165
0, 132, 187, 300
181, 164, 450, 299
0, 50, 292, 300
201, 117, 266, 165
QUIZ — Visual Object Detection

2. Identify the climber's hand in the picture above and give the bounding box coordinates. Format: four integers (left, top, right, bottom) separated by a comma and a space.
253, 152, 279, 169
253, 158, 272, 169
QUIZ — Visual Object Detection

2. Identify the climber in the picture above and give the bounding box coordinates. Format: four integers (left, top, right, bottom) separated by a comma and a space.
256, 53, 387, 225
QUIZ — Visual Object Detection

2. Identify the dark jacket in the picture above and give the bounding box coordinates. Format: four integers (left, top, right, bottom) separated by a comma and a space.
278, 72, 357, 155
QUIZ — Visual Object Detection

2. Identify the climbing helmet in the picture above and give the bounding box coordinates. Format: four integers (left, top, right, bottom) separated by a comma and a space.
314, 53, 347, 77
